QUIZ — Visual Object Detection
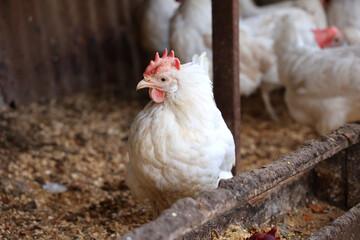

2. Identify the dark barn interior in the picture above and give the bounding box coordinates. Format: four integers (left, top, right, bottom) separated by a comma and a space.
0, 0, 359, 239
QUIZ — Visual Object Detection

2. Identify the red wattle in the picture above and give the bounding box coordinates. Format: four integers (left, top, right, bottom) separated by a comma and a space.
322, 0, 327, 8
149, 88, 165, 103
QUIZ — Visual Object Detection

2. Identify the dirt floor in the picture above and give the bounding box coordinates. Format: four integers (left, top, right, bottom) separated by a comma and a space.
0, 89, 318, 239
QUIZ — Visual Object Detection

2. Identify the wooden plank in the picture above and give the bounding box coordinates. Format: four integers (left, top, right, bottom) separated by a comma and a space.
313, 151, 347, 209
182, 171, 313, 239
0, 0, 143, 106
120, 124, 360, 240
308, 203, 360, 240
347, 142, 360, 208
212, 0, 241, 175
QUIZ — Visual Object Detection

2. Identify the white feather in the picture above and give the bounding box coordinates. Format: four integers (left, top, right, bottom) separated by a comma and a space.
327, 0, 360, 45
239, 0, 327, 28
240, 8, 319, 119
126, 57, 235, 211
170, 0, 212, 63
138, 0, 180, 53
192, 52, 213, 81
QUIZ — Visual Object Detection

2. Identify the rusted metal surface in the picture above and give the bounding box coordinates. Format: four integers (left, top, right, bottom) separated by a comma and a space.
212, 0, 241, 175
119, 124, 360, 240
0, 0, 143, 107
308, 203, 360, 240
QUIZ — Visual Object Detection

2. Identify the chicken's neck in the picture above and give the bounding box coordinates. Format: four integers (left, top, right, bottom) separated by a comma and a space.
161, 64, 217, 128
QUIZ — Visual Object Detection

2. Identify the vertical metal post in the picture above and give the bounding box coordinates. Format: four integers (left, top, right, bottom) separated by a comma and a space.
212, 0, 241, 175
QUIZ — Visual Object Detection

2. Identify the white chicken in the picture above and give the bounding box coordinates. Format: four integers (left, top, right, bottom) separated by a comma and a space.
273, 15, 360, 134
126, 49, 235, 212
239, 0, 285, 19
170, 0, 212, 63
170, 0, 276, 116
326, 0, 360, 45
239, 29, 274, 98
293, 0, 327, 28
171, 0, 337, 120
137, 0, 180, 54
239, 0, 293, 19
239, 0, 327, 28
240, 7, 335, 120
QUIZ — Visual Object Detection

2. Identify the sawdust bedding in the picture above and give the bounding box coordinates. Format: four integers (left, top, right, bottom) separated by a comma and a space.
0, 89, 319, 239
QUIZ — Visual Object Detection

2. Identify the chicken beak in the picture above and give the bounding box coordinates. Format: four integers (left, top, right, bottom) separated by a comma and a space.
136, 79, 158, 90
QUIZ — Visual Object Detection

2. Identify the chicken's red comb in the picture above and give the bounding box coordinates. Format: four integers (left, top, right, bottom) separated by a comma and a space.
143, 49, 181, 77
322, 0, 327, 8
312, 26, 339, 48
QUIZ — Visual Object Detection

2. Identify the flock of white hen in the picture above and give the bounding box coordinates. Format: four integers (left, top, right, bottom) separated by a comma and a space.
138, 0, 360, 134
126, 0, 360, 214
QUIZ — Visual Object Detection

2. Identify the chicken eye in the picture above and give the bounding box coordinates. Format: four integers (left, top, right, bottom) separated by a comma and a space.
333, 38, 339, 43
160, 77, 167, 82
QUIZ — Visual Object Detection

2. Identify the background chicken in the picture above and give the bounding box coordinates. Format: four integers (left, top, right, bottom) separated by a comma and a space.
274, 15, 360, 134
239, 0, 262, 18
239, 29, 273, 98
239, 0, 327, 28
126, 50, 235, 212
137, 0, 180, 54
170, 0, 212, 63
326, 0, 360, 45
171, 0, 338, 121
240, 6, 338, 120
240, 0, 293, 19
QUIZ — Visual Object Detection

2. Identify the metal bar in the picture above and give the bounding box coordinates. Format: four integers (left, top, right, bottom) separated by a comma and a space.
212, 0, 241, 175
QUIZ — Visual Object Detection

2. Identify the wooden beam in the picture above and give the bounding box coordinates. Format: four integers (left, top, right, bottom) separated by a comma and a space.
212, 0, 241, 175
347, 142, 360, 208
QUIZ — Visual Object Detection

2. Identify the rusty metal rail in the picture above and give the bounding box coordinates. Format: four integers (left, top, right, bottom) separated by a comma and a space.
212, 0, 241, 175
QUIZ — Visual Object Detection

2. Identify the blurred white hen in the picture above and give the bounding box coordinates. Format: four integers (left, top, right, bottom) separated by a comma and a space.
274, 15, 360, 134
239, 0, 327, 28
326, 0, 360, 45
171, 0, 333, 121
240, 7, 326, 120
138, 0, 180, 53
170, 0, 212, 63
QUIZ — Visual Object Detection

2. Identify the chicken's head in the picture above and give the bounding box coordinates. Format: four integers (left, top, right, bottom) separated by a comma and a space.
137, 49, 181, 103
312, 26, 346, 49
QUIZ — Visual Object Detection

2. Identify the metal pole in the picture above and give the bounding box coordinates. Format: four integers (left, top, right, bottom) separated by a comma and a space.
212, 0, 241, 175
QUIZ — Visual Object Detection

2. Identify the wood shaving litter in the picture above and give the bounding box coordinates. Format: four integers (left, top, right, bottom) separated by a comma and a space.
0, 89, 318, 238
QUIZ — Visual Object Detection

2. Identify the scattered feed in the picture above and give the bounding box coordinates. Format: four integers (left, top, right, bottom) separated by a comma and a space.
0, 89, 317, 238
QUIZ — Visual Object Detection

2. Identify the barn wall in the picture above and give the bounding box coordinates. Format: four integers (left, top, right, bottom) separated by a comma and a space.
0, 0, 291, 107
0, 0, 145, 107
